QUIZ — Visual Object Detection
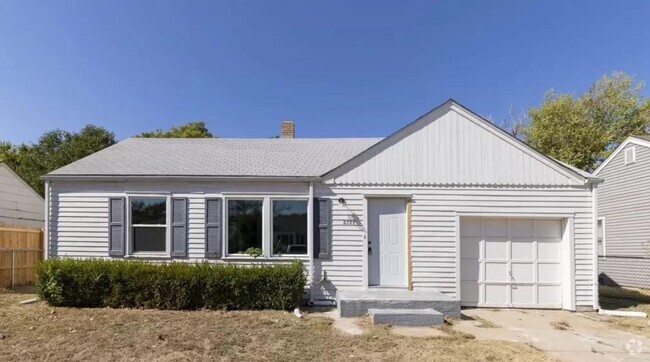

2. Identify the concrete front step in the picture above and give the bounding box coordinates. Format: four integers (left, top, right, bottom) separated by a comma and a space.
336, 288, 461, 319
369, 308, 444, 326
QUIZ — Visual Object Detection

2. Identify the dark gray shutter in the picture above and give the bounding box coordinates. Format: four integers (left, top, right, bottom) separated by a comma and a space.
108, 197, 125, 257
171, 198, 188, 257
205, 198, 222, 258
314, 198, 332, 259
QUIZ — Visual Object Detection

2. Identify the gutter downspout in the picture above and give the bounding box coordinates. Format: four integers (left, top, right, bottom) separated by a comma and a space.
43, 181, 49, 260
592, 182, 599, 310
307, 181, 314, 305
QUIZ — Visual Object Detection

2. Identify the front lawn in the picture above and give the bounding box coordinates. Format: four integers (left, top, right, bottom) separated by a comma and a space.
599, 285, 650, 336
0, 290, 548, 361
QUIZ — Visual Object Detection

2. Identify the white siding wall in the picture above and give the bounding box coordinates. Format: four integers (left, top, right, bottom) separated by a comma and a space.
0, 164, 44, 228
597, 143, 650, 257
48, 180, 310, 263
313, 185, 595, 308
325, 105, 581, 186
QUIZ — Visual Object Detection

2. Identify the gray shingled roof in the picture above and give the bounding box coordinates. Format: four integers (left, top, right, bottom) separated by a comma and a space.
46, 138, 382, 178
632, 135, 650, 142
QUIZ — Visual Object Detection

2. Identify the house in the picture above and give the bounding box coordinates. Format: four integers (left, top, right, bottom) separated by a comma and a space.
0, 162, 44, 228
42, 99, 602, 315
593, 135, 650, 288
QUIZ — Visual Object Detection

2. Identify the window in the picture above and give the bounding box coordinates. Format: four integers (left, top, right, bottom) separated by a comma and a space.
597, 218, 605, 257
272, 200, 308, 255
625, 147, 636, 165
227, 199, 263, 254
131, 197, 167, 253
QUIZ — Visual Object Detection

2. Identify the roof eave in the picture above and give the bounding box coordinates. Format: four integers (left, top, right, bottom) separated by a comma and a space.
41, 174, 321, 183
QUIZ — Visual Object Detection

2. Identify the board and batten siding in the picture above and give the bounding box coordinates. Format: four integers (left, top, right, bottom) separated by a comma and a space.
312, 185, 595, 307
597, 143, 650, 257
47, 181, 311, 262
0, 164, 44, 228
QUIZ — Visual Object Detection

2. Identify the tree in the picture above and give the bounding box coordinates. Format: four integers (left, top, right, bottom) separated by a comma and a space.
138, 121, 213, 138
0, 125, 116, 195
522, 72, 650, 171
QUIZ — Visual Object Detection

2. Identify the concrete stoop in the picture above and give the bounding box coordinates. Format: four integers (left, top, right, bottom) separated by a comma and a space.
369, 308, 444, 326
336, 288, 461, 325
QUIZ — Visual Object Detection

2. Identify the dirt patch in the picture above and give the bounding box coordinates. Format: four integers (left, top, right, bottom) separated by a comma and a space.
0, 290, 549, 361
550, 320, 570, 331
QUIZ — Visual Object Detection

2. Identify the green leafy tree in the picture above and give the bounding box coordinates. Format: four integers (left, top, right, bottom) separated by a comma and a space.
522, 72, 650, 171
0, 125, 116, 195
138, 121, 213, 138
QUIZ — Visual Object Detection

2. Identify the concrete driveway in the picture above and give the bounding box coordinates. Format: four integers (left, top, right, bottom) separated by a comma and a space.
456, 309, 649, 361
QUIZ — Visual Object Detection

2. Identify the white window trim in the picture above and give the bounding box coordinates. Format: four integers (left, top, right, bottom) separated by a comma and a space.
126, 194, 171, 258
222, 194, 311, 259
624, 146, 636, 165
270, 198, 309, 257
598, 217, 606, 258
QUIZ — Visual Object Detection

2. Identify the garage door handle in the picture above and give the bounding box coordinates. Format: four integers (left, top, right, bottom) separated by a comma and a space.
509, 270, 515, 281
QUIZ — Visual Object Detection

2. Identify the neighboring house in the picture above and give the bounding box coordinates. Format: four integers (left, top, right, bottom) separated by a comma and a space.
42, 100, 602, 312
0, 162, 44, 229
593, 135, 650, 288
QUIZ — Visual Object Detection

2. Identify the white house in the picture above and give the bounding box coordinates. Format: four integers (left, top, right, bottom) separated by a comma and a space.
42, 99, 602, 313
593, 135, 650, 288
0, 162, 44, 228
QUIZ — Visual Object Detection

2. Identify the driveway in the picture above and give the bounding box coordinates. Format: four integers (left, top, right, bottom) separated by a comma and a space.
456, 309, 649, 361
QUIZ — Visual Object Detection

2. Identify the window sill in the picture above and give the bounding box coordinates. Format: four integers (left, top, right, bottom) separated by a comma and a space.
126, 253, 170, 260
222, 255, 308, 261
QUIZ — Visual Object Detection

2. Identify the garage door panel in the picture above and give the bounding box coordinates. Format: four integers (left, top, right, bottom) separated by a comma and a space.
535, 220, 562, 237
511, 263, 534, 282
511, 285, 535, 304
485, 238, 507, 259
511, 239, 534, 260
484, 219, 507, 237
538, 263, 561, 282
485, 262, 508, 282
460, 237, 480, 258
508, 219, 533, 237
538, 241, 561, 260
485, 285, 508, 304
538, 285, 562, 305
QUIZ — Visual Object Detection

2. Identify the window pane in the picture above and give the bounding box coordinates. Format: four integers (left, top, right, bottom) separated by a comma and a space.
133, 227, 166, 252
228, 200, 263, 254
272, 200, 307, 255
131, 198, 166, 225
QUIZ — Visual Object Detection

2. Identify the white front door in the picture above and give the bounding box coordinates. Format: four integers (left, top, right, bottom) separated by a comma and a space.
368, 198, 406, 287
460, 217, 563, 308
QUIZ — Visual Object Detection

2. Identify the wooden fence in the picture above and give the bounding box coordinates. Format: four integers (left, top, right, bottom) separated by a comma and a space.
0, 227, 43, 288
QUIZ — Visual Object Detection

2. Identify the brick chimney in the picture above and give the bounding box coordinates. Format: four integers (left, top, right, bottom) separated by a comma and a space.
280, 120, 295, 138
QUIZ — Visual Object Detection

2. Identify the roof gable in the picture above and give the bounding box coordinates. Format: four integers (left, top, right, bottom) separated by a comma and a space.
323, 100, 590, 186
593, 136, 650, 175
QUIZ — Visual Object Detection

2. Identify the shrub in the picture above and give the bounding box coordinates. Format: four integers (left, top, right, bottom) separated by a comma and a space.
35, 259, 306, 310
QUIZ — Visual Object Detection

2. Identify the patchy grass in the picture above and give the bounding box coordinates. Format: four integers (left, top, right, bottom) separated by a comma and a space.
550, 320, 570, 331
599, 286, 650, 336
0, 290, 549, 361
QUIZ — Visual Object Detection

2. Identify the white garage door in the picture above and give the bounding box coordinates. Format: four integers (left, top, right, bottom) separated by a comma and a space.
460, 218, 563, 308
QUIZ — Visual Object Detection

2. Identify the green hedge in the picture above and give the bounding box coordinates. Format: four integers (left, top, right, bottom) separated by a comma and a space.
35, 259, 306, 310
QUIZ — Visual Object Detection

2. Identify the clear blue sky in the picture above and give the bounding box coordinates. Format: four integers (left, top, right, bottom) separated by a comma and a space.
1, 1, 649, 144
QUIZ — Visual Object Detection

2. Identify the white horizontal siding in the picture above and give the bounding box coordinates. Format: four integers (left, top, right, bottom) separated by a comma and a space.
597, 143, 650, 257
49, 180, 309, 261
325, 105, 579, 186
0, 164, 44, 228
314, 185, 595, 308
